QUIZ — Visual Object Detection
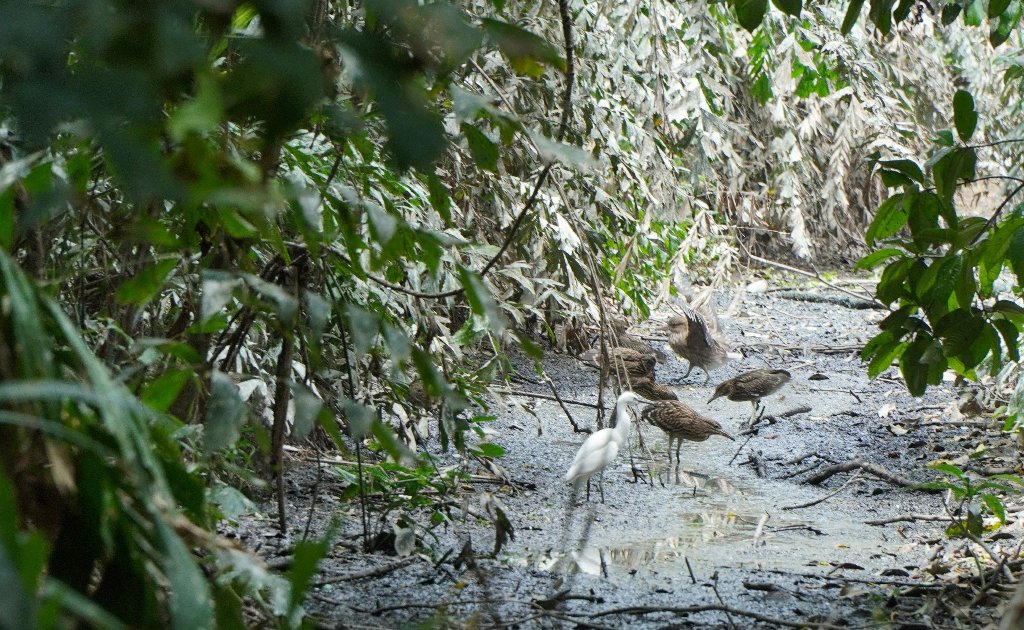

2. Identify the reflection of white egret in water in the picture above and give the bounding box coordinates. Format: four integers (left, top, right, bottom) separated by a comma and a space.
565, 391, 644, 502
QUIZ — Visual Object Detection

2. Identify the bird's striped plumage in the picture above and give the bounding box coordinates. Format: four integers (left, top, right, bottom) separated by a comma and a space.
667, 306, 729, 384
641, 401, 734, 465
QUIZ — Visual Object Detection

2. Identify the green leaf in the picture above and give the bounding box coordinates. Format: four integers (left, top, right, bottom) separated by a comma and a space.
168, 73, 224, 141
342, 398, 376, 440
291, 384, 325, 440
481, 19, 565, 76
842, 0, 867, 33
894, 0, 914, 21
142, 370, 192, 413
156, 518, 214, 630
865, 194, 908, 245
942, 2, 962, 23
964, 0, 985, 25
879, 158, 925, 184
856, 248, 904, 270
734, 0, 769, 31
345, 305, 380, 360
474, 442, 506, 458
204, 371, 246, 453
458, 266, 505, 333
991, 0, 1012, 17
991, 0, 1023, 46
930, 461, 966, 478
935, 309, 986, 356
868, 0, 895, 35
116, 259, 177, 305
952, 90, 978, 143
771, 0, 802, 16
286, 526, 334, 615
463, 124, 500, 172
994, 318, 1021, 361
366, 202, 397, 245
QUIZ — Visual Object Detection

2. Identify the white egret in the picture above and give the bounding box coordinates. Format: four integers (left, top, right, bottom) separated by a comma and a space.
565, 391, 644, 502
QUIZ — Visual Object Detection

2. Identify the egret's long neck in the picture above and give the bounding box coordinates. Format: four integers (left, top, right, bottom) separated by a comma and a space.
612, 401, 632, 440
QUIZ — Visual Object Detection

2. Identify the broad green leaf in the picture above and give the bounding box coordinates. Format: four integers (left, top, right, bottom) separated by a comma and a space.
366, 202, 397, 245
952, 90, 977, 142
458, 266, 505, 333
930, 461, 966, 478
855, 247, 904, 270
991, 0, 1023, 45
168, 73, 223, 141
991, 0, 1012, 17
156, 518, 214, 630
734, 0, 769, 31
771, 0, 801, 16
865, 194, 908, 245
474, 442, 506, 458
286, 527, 334, 615
894, 0, 914, 21
842, 0, 867, 33
142, 369, 192, 413
201, 271, 243, 323
935, 309, 986, 356
879, 158, 925, 184
342, 398, 376, 440
204, 371, 246, 453
981, 494, 1007, 524
463, 124, 500, 172
965, 0, 985, 25
116, 259, 177, 305
291, 384, 324, 440
480, 19, 565, 76
994, 318, 1021, 361
345, 305, 380, 359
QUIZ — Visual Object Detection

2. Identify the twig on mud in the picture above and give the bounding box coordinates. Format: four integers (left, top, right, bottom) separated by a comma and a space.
544, 376, 587, 434
760, 567, 944, 589
805, 387, 863, 404
589, 604, 843, 628
685, 557, 697, 584
709, 572, 738, 630
315, 556, 419, 586
752, 513, 769, 547
782, 471, 863, 511
728, 434, 754, 465
865, 513, 955, 526
741, 452, 766, 478
494, 387, 606, 412
737, 242, 886, 309
803, 459, 926, 489
744, 341, 864, 355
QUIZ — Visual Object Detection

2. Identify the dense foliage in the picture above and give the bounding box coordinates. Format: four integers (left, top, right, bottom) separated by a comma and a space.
2, 0, 1024, 627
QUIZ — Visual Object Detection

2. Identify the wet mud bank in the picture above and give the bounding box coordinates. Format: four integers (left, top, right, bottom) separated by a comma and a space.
238, 283, 1020, 628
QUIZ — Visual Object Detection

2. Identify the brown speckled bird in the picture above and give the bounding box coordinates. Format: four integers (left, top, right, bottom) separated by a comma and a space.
666, 306, 729, 384
641, 401, 735, 465
610, 316, 668, 364
581, 347, 656, 381
708, 368, 791, 423
628, 378, 678, 401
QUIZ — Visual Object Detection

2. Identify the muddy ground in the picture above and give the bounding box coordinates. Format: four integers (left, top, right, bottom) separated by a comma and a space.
234, 278, 1024, 628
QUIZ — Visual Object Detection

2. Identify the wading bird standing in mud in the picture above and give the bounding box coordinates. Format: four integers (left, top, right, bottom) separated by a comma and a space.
608, 315, 668, 364
666, 306, 730, 384
580, 346, 656, 381
641, 401, 734, 467
566, 391, 645, 503
628, 378, 678, 402
708, 368, 792, 424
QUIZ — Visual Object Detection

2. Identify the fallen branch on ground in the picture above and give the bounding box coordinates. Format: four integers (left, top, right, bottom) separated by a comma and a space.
588, 603, 843, 628
315, 556, 418, 586
783, 471, 864, 511
865, 513, 954, 526
802, 459, 928, 490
